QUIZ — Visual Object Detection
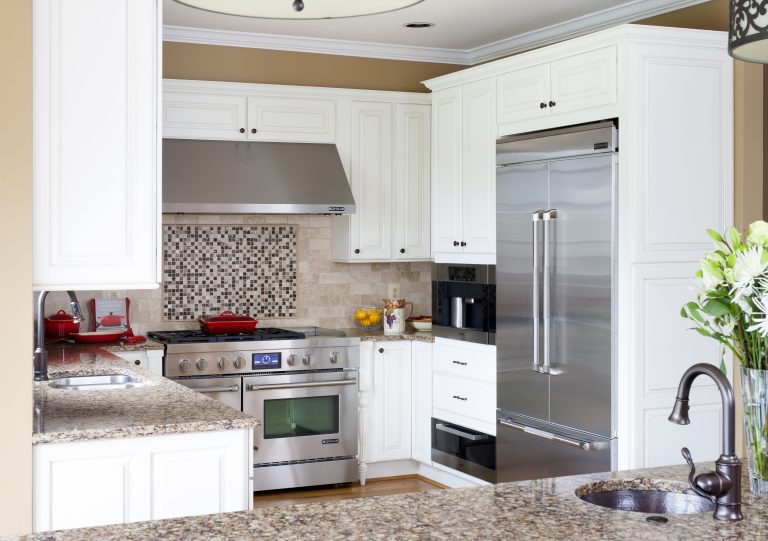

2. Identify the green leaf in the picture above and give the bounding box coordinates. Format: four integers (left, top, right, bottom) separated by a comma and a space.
728, 226, 742, 248
693, 327, 714, 338
703, 299, 731, 317
680, 306, 688, 318
707, 229, 726, 244
687, 304, 706, 324
720, 358, 727, 375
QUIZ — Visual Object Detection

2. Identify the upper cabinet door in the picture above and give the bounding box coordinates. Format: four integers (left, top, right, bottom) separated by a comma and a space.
393, 104, 431, 260
497, 64, 550, 125
461, 78, 496, 255
33, 0, 161, 290
163, 92, 247, 140
431, 87, 463, 255
550, 46, 618, 115
349, 102, 393, 261
246, 96, 335, 143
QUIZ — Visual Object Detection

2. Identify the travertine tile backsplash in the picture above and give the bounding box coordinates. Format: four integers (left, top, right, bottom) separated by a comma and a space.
35, 214, 431, 334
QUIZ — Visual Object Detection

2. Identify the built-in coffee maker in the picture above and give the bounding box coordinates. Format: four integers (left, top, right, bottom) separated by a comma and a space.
432, 263, 495, 344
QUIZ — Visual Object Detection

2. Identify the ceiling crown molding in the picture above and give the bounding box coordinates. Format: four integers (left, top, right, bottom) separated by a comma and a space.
163, 0, 709, 66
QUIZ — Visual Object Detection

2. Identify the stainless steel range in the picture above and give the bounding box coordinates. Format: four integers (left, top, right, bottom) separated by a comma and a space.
148, 328, 360, 491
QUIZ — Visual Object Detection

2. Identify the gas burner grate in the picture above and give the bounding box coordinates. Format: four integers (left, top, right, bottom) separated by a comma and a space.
148, 328, 306, 344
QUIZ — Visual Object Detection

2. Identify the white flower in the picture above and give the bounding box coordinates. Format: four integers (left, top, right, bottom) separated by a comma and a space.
747, 293, 768, 337
730, 246, 768, 299
747, 221, 768, 245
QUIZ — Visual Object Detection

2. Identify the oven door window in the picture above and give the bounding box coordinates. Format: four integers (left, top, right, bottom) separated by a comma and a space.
263, 395, 339, 439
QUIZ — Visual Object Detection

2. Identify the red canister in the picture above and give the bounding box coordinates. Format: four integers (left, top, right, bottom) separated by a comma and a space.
44, 310, 80, 339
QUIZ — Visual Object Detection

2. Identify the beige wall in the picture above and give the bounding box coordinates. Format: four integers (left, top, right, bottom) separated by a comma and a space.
636, 0, 728, 31
40, 214, 432, 334
164, 42, 463, 93
0, 0, 32, 536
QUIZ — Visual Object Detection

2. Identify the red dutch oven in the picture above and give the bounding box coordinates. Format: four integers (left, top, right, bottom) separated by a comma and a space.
99, 313, 123, 327
198, 311, 258, 335
44, 310, 81, 339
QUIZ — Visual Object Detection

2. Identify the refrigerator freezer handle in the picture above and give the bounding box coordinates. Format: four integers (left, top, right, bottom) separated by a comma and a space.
541, 209, 558, 374
498, 417, 609, 452
531, 211, 544, 372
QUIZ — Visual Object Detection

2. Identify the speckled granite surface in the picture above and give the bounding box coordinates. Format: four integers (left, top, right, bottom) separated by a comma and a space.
47, 339, 165, 352
8, 463, 768, 540
343, 328, 434, 343
33, 345, 258, 445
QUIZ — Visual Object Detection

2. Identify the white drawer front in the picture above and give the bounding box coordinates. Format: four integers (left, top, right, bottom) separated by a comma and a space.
433, 372, 495, 426
433, 342, 495, 383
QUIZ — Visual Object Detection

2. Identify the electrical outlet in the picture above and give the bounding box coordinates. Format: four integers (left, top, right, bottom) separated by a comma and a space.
109, 291, 119, 299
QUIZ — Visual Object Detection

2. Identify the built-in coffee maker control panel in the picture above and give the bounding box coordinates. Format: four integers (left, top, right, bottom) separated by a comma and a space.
432, 263, 495, 345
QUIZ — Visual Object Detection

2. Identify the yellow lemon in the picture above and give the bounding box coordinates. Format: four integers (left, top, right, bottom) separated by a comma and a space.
360, 316, 372, 327
354, 309, 366, 321
371, 313, 382, 324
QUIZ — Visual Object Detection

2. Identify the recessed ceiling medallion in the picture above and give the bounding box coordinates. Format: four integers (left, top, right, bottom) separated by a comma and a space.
173, 0, 425, 20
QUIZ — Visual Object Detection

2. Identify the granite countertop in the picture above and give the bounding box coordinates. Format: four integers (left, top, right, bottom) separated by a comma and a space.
9, 463, 768, 540
342, 328, 434, 343
46, 338, 165, 352
33, 344, 259, 445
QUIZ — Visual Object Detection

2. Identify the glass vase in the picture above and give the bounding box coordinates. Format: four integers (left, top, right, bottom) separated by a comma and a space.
740, 367, 768, 493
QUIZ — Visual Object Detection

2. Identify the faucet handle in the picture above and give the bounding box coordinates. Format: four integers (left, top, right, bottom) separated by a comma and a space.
681, 447, 695, 470
681, 447, 719, 501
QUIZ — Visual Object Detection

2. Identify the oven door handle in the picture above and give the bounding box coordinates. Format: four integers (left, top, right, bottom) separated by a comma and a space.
190, 385, 240, 393
245, 379, 357, 391
435, 423, 489, 441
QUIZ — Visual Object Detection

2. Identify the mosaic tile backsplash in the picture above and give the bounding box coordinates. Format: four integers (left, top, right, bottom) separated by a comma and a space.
163, 224, 297, 320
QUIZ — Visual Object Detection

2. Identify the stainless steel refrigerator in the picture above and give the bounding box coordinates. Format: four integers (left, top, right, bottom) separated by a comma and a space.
495, 121, 618, 483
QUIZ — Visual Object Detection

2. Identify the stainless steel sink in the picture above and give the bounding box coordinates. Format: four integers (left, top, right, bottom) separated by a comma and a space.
50, 374, 148, 391
576, 479, 715, 515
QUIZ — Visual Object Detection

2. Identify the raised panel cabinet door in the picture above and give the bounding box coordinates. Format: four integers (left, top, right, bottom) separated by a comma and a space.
411, 341, 433, 464
349, 101, 393, 260
247, 96, 336, 142
550, 46, 618, 116
372, 341, 412, 462
33, 0, 161, 290
497, 63, 550, 124
394, 103, 431, 260
163, 92, 248, 140
431, 87, 463, 255
461, 78, 496, 255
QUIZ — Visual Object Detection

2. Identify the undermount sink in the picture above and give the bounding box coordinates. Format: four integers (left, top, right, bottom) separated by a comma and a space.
50, 374, 148, 391
576, 479, 715, 515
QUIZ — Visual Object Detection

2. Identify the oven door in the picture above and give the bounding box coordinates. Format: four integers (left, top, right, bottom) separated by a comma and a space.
243, 370, 358, 464
174, 377, 242, 411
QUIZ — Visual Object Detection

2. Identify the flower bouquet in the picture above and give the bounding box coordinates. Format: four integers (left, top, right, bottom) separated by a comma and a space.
682, 221, 768, 493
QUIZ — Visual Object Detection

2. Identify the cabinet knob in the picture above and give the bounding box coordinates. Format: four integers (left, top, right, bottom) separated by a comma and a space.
378, 348, 384, 353
400, 248, 405, 254
239, 128, 245, 133
134, 360, 141, 366
355, 249, 360, 254
460, 241, 467, 247
540, 102, 548, 109
549, 100, 556, 108
251, 128, 257, 134
453, 241, 460, 247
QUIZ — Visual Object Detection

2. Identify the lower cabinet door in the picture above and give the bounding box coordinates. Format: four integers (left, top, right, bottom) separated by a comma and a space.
372, 341, 412, 462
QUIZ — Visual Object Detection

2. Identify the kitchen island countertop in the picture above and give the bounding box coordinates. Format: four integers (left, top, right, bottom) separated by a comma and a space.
9, 463, 768, 540
33, 344, 259, 445
342, 328, 434, 343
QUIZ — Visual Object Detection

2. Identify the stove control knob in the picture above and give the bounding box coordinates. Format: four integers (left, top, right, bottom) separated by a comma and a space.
178, 359, 192, 372
330, 352, 339, 364
196, 358, 208, 371
302, 353, 312, 366
218, 357, 229, 370
233, 357, 245, 369
287, 354, 297, 367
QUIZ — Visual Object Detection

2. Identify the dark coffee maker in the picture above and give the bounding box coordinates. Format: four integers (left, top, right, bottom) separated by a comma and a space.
432, 263, 495, 344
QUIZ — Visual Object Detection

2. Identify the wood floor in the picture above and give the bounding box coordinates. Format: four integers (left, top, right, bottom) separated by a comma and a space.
252, 476, 444, 509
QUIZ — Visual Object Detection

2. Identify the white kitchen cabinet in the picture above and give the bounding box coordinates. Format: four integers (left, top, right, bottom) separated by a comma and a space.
33, 429, 252, 532
431, 78, 496, 263
33, 0, 161, 291
497, 45, 617, 128
163, 84, 335, 143
333, 100, 431, 262
372, 341, 413, 462
432, 339, 496, 436
411, 341, 433, 465
111, 349, 164, 375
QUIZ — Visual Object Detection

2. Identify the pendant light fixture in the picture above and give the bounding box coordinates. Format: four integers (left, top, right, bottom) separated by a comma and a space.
172, 0, 425, 20
729, 0, 768, 63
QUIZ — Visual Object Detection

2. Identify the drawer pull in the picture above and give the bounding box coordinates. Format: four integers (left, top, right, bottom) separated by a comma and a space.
452, 395, 468, 401
435, 423, 488, 441
452, 360, 468, 366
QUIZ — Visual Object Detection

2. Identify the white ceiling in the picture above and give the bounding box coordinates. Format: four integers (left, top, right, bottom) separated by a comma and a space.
163, 0, 710, 64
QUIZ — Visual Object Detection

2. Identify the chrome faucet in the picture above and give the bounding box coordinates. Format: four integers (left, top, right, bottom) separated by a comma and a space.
33, 290, 86, 381
668, 362, 742, 521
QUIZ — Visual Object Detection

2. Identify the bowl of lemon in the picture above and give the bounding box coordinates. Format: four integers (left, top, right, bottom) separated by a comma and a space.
353, 306, 383, 331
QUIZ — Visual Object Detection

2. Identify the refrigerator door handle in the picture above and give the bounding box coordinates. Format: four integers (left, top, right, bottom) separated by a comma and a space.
541, 209, 558, 374
531, 210, 545, 372
498, 417, 609, 452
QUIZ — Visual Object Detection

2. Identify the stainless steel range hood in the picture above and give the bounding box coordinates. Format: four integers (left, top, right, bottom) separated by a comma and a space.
162, 139, 356, 214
